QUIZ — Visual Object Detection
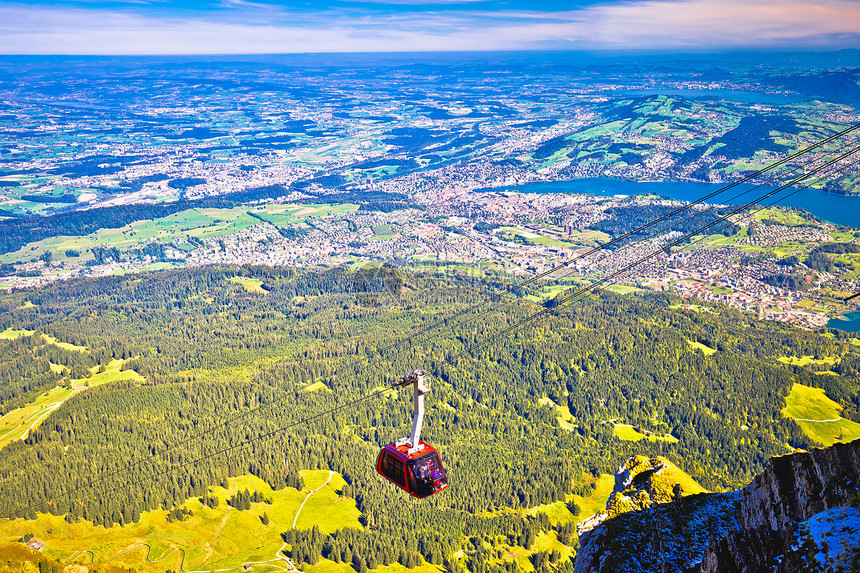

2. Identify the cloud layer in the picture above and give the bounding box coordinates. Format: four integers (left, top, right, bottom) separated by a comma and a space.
1, 0, 859, 54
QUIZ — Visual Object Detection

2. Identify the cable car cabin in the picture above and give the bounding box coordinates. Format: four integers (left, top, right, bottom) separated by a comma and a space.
376, 441, 448, 498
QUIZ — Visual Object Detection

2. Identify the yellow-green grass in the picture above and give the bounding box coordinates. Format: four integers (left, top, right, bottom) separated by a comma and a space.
500, 227, 578, 248
686, 340, 717, 356
42, 334, 87, 353
227, 277, 268, 294
830, 230, 860, 243
524, 499, 576, 525
612, 423, 678, 443
294, 473, 361, 531
604, 285, 640, 295
0, 385, 74, 448
465, 512, 574, 571
782, 383, 860, 446
0, 359, 142, 449
0, 328, 87, 352
504, 530, 573, 572
20, 300, 37, 309
794, 419, 860, 446
782, 383, 841, 420
0, 471, 361, 572
602, 456, 706, 519
670, 304, 718, 315
537, 397, 575, 431
302, 380, 328, 393
566, 229, 612, 245
248, 203, 357, 226
570, 474, 615, 523
305, 558, 441, 573
752, 208, 811, 226
778, 355, 839, 367
0, 328, 32, 340
638, 456, 707, 499
0, 207, 261, 265
524, 284, 568, 305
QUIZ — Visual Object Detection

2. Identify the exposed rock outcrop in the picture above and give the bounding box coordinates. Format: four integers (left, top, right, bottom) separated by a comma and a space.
575, 439, 860, 573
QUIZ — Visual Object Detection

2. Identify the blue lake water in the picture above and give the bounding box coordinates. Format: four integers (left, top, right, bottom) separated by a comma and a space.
619, 89, 807, 104
827, 311, 860, 333
473, 178, 860, 228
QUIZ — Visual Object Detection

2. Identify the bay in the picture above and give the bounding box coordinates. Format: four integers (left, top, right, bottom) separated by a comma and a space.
474, 178, 860, 228
827, 311, 860, 333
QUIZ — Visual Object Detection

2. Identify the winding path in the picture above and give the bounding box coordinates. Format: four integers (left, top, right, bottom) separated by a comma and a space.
69, 470, 336, 573
292, 470, 334, 529
65, 550, 94, 564
274, 470, 335, 572
108, 543, 185, 565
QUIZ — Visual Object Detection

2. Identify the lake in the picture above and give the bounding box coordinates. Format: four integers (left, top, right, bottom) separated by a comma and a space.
474, 178, 860, 228
827, 311, 860, 333
620, 88, 807, 105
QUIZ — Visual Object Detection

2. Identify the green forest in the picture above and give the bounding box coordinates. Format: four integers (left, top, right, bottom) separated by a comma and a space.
0, 265, 857, 571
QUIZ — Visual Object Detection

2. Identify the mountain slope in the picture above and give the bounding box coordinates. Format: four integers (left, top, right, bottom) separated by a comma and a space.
575, 438, 860, 572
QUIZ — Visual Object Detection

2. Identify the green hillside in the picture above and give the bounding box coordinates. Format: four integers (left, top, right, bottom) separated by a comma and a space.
0, 266, 857, 571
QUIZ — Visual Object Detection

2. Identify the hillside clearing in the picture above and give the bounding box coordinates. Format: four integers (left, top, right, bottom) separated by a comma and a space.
0, 358, 143, 449
687, 340, 717, 356
228, 276, 268, 294
0, 471, 361, 572
782, 383, 860, 446
612, 423, 678, 443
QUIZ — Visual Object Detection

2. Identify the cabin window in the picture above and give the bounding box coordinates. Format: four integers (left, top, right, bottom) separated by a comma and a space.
379, 451, 406, 487
409, 452, 444, 482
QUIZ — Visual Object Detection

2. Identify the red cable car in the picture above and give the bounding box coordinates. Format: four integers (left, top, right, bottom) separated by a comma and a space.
375, 370, 448, 498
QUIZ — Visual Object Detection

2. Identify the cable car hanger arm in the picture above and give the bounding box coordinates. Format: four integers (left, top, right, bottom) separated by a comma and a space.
392, 369, 430, 454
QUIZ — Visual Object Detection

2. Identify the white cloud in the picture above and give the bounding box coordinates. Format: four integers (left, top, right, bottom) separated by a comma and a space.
0, 0, 858, 54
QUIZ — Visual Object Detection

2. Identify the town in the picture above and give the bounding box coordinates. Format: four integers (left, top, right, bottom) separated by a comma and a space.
2, 57, 859, 330
4, 187, 858, 330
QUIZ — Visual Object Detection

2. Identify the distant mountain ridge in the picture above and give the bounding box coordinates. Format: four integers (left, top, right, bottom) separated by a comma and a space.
575, 439, 860, 572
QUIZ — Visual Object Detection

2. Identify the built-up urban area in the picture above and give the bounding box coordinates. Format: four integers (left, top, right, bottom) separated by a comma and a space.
1, 57, 859, 329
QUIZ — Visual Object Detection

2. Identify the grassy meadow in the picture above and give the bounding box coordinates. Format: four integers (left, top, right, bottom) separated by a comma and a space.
0, 203, 358, 267
0, 329, 143, 449
782, 383, 860, 446
612, 424, 678, 444
0, 471, 360, 572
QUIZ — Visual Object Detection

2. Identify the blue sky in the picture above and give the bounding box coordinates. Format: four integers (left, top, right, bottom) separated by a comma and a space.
2, 0, 860, 54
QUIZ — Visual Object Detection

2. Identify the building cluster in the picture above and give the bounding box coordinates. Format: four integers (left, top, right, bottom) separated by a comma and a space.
2, 184, 858, 329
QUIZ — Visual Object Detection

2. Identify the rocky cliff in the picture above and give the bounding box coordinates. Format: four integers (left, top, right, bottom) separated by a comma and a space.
575, 439, 860, 573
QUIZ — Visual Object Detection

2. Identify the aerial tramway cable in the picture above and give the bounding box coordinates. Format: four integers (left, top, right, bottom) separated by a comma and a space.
381, 130, 860, 352
482, 147, 860, 343
6, 125, 860, 519
91, 147, 860, 509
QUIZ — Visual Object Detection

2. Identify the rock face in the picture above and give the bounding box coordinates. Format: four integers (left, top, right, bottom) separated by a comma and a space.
575, 439, 860, 573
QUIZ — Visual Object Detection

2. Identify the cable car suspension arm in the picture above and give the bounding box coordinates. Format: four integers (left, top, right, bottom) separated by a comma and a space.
392, 370, 430, 454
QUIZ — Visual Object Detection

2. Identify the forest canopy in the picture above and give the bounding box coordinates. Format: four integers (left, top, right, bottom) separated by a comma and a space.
0, 265, 857, 569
